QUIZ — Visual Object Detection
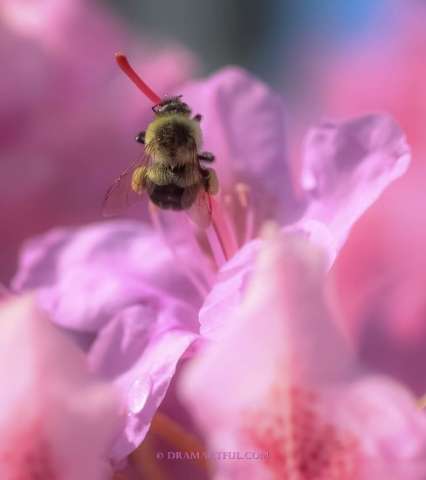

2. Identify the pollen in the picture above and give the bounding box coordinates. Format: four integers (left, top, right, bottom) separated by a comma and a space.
241, 385, 360, 480
131, 166, 146, 193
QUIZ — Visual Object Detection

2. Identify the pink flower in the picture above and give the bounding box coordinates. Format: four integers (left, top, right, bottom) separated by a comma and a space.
11, 67, 410, 462
0, 0, 196, 282
13, 221, 201, 462
179, 228, 426, 480
313, 1, 426, 393
0, 294, 123, 479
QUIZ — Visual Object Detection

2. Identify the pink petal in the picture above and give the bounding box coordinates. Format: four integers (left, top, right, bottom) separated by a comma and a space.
200, 220, 336, 342
181, 67, 302, 224
199, 238, 260, 340
12, 221, 202, 332
338, 377, 426, 478
301, 114, 410, 249
183, 228, 354, 425
89, 304, 198, 460
0, 295, 122, 479
180, 230, 426, 479
12, 222, 203, 461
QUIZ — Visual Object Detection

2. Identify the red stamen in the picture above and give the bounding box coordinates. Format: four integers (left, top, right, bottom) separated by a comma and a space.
236, 183, 255, 244
212, 197, 240, 258
115, 53, 162, 104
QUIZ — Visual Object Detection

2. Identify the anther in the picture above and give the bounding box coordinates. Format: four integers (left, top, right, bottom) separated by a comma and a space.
209, 197, 240, 264
235, 183, 250, 209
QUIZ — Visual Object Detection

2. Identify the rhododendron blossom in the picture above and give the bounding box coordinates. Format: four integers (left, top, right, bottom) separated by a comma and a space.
179, 229, 426, 480
0, 295, 122, 479
11, 67, 410, 465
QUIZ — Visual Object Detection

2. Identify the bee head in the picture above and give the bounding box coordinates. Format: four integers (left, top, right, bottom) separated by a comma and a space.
153, 96, 192, 116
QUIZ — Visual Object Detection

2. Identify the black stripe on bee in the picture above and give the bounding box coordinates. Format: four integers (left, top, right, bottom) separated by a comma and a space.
149, 183, 186, 210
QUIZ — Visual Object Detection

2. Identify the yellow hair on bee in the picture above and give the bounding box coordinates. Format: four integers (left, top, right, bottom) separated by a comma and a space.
145, 115, 202, 150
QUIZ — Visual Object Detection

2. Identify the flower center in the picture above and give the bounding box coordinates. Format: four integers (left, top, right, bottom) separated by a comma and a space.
148, 184, 256, 297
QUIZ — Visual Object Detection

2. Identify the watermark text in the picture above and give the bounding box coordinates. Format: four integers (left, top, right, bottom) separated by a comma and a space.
155, 450, 270, 461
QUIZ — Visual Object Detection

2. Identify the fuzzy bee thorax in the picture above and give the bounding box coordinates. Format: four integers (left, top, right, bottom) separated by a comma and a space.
145, 115, 202, 156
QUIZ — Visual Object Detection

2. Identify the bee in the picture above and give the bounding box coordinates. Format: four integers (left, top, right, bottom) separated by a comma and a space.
103, 54, 219, 227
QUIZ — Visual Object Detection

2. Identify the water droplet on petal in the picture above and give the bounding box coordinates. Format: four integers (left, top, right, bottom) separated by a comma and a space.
129, 377, 152, 414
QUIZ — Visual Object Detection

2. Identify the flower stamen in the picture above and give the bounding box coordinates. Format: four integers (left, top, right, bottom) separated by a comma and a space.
207, 196, 239, 266
235, 183, 255, 244
208, 225, 229, 267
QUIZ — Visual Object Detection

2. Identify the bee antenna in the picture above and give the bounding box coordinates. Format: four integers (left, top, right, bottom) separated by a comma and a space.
115, 53, 162, 104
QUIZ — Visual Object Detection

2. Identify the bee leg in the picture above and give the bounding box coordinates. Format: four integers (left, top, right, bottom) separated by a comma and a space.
135, 131, 146, 144
201, 167, 219, 195
198, 151, 215, 162
193, 114, 202, 122
131, 165, 148, 194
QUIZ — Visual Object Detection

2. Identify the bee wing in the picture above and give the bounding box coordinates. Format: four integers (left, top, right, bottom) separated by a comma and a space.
186, 188, 213, 229
102, 153, 151, 217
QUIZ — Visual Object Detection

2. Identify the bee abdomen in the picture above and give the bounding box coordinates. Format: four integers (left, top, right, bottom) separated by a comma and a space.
149, 183, 186, 210
148, 182, 200, 211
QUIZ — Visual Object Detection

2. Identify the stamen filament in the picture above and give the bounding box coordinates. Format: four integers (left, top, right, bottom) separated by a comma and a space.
235, 183, 249, 209
236, 183, 255, 243
184, 217, 217, 284
206, 222, 228, 266
218, 199, 240, 253
209, 196, 239, 262
244, 207, 255, 244
115, 53, 162, 104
